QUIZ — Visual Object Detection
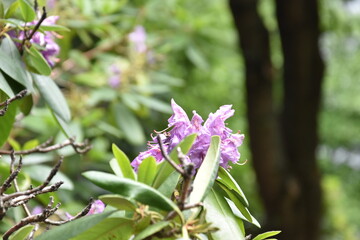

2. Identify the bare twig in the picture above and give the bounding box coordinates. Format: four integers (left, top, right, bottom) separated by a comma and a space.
2, 197, 60, 240
0, 90, 27, 116
156, 135, 184, 175
0, 137, 91, 155
0, 154, 22, 194
44, 198, 94, 225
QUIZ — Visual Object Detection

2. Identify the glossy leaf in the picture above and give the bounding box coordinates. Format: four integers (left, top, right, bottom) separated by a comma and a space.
225, 198, 261, 228
24, 46, 51, 76
39, 25, 71, 32
9, 225, 34, 240
112, 144, 136, 180
0, 72, 14, 97
0, 93, 18, 147
32, 74, 71, 122
253, 231, 282, 240
36, 211, 114, 240
112, 103, 145, 145
109, 158, 123, 177
71, 217, 134, 240
83, 171, 182, 218
18, 0, 36, 22
152, 133, 197, 188
133, 221, 170, 240
19, 93, 33, 116
217, 167, 249, 206
137, 156, 157, 185
189, 135, 221, 205
0, 38, 33, 91
204, 188, 245, 240
5, 1, 19, 18
99, 194, 136, 211
157, 171, 180, 198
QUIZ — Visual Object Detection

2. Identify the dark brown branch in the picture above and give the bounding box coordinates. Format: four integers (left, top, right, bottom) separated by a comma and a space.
2, 197, 60, 240
156, 135, 184, 175
0, 137, 91, 155
0, 155, 22, 194
0, 90, 27, 116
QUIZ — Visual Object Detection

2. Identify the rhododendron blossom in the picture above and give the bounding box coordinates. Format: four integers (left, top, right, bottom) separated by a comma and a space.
132, 99, 244, 169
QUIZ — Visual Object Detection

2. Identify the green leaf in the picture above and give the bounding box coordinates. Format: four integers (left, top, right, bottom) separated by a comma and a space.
99, 194, 136, 211
5, 1, 19, 18
157, 171, 180, 198
189, 135, 221, 205
0, 2, 4, 19
253, 231, 282, 240
18, 0, 35, 22
109, 158, 122, 177
39, 25, 71, 32
112, 144, 136, 180
186, 45, 208, 70
24, 46, 52, 76
133, 221, 170, 240
135, 95, 172, 114
52, 111, 72, 137
204, 188, 245, 240
225, 197, 261, 228
36, 211, 115, 240
137, 156, 157, 185
0, 92, 18, 147
71, 217, 134, 240
23, 165, 74, 190
0, 71, 14, 97
19, 93, 33, 116
0, 38, 33, 91
152, 133, 197, 188
217, 167, 249, 206
32, 74, 71, 122
82, 171, 182, 219
112, 103, 145, 145
9, 225, 34, 240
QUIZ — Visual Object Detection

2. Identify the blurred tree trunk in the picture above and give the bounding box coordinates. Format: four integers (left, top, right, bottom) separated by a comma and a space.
229, 0, 324, 239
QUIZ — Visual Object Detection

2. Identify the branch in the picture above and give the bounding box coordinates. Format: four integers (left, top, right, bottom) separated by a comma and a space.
156, 135, 184, 175
0, 90, 27, 116
2, 197, 60, 240
0, 137, 91, 155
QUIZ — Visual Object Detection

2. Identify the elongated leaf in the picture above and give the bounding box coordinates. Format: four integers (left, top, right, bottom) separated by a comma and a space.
204, 188, 244, 240
18, 0, 35, 22
36, 211, 114, 240
32, 74, 71, 122
157, 171, 180, 198
225, 198, 261, 228
133, 221, 169, 240
109, 158, 122, 177
99, 194, 136, 211
218, 181, 252, 223
0, 94, 18, 147
189, 135, 221, 205
137, 156, 157, 185
217, 167, 249, 206
19, 94, 33, 116
0, 72, 14, 97
112, 144, 136, 180
24, 46, 51, 76
135, 95, 172, 114
113, 103, 145, 145
9, 225, 34, 240
253, 231, 281, 240
0, 38, 33, 91
71, 217, 134, 240
152, 133, 197, 188
5, 1, 19, 19
39, 25, 71, 32
83, 171, 182, 219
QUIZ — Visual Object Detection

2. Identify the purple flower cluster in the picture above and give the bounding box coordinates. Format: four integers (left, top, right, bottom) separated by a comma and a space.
108, 64, 122, 88
9, 15, 60, 66
132, 99, 245, 169
66, 200, 105, 220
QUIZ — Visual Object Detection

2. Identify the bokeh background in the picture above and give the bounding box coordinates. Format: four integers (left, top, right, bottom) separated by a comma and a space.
1, 0, 360, 239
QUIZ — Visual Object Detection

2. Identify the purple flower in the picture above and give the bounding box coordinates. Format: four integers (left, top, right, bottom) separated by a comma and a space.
128, 26, 147, 53
108, 64, 121, 88
9, 15, 60, 66
131, 99, 244, 170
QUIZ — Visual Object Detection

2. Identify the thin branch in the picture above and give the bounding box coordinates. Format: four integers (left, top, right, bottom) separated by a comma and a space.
156, 135, 184, 175
0, 90, 27, 116
2, 197, 60, 240
0, 138, 91, 155
0, 155, 22, 194
44, 198, 94, 225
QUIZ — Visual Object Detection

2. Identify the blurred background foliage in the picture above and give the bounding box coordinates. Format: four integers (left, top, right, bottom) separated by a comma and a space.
1, 0, 360, 239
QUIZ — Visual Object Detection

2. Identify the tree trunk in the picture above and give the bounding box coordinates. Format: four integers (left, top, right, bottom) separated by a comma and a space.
228, 0, 324, 239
